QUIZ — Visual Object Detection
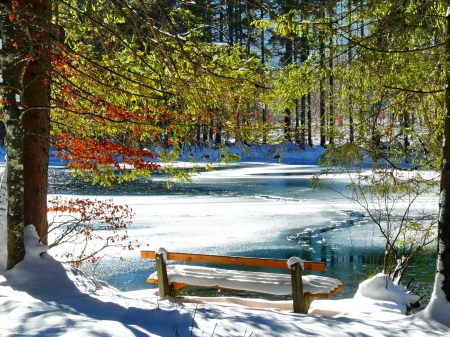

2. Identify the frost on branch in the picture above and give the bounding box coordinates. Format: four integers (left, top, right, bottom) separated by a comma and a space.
46, 196, 138, 267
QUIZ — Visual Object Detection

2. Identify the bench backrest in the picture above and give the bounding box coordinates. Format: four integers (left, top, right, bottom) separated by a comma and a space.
141, 250, 325, 271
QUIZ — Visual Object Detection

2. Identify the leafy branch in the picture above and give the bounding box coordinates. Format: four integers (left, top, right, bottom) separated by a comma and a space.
45, 196, 138, 267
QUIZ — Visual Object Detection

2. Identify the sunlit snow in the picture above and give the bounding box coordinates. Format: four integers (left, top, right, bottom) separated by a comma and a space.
0, 146, 449, 336
0, 225, 448, 336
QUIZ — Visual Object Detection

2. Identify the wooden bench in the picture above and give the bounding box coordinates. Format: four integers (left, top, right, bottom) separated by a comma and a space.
141, 249, 344, 314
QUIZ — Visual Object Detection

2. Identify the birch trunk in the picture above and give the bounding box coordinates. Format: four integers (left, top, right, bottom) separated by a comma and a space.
437, 1, 450, 302
1, 14, 25, 267
0, 0, 50, 268
1, 0, 25, 268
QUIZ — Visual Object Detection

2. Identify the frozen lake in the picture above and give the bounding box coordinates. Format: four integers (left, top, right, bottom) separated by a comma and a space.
48, 163, 438, 302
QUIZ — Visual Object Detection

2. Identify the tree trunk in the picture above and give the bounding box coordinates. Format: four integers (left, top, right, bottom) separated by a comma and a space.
300, 95, 306, 146
23, 67, 51, 244
300, 33, 308, 146
209, 123, 214, 142
403, 111, 410, 163
22, 0, 51, 245
1, 0, 52, 267
424, 2, 450, 321
1, 0, 26, 268
319, 82, 326, 147
260, 9, 267, 144
306, 36, 312, 148
436, 0, 450, 302
307, 93, 312, 147
319, 32, 326, 148
203, 126, 208, 142
215, 124, 222, 145
328, 9, 334, 146
295, 99, 300, 144
219, 5, 224, 43
348, 0, 355, 143
196, 123, 201, 143
227, 0, 234, 45
262, 104, 267, 143
328, 55, 334, 145
245, 0, 251, 55
284, 109, 291, 142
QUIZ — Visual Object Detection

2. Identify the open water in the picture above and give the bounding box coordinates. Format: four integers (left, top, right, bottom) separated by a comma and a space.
48, 163, 437, 307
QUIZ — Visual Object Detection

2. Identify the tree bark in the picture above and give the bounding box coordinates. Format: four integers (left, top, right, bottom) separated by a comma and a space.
284, 109, 291, 142
348, 0, 355, 143
227, 0, 234, 46
300, 33, 308, 146
319, 31, 326, 148
436, 1, 450, 303
307, 92, 312, 147
22, 0, 51, 245
295, 99, 300, 144
423, 2, 450, 320
260, 9, 267, 144
328, 51, 334, 145
328, 8, 334, 146
1, 0, 51, 267
1, 0, 26, 268
23, 71, 51, 243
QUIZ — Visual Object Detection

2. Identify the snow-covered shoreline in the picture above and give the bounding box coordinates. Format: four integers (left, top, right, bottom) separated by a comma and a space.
1, 144, 449, 336
1, 226, 449, 336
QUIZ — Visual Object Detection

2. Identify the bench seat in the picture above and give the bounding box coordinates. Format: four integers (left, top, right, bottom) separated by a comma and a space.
148, 265, 343, 297
141, 249, 344, 313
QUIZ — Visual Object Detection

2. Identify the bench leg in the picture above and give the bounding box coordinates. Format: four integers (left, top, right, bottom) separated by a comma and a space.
156, 253, 171, 297
291, 262, 309, 314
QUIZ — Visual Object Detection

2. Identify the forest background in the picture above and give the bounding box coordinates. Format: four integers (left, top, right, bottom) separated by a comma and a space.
1, 0, 450, 319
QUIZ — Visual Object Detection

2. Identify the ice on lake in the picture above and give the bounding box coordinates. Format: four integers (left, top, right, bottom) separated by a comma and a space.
48, 163, 438, 301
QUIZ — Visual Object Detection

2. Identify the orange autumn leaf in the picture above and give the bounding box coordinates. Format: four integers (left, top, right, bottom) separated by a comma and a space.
53, 134, 160, 173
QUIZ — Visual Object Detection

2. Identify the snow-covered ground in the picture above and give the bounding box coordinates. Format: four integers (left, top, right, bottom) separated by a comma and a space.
1, 226, 449, 336
0, 144, 450, 336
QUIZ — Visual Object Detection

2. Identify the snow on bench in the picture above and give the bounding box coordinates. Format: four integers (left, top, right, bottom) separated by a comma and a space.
141, 249, 344, 314
149, 265, 342, 296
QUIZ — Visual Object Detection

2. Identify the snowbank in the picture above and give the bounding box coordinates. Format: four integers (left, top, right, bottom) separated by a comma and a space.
354, 274, 420, 312
309, 273, 420, 319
